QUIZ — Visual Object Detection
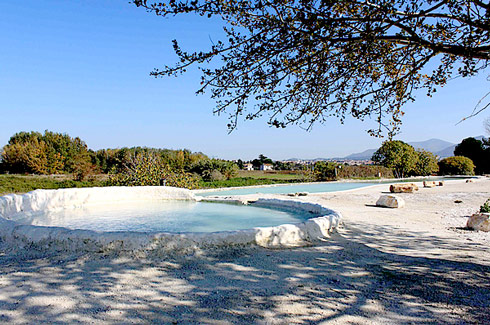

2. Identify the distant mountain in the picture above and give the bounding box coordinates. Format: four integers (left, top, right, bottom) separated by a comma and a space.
344, 149, 377, 160
435, 145, 456, 158
287, 136, 486, 162
408, 138, 454, 153
344, 138, 457, 160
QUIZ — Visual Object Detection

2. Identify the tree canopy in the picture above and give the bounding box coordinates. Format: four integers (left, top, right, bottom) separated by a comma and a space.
372, 140, 418, 177
454, 137, 490, 174
134, 0, 490, 136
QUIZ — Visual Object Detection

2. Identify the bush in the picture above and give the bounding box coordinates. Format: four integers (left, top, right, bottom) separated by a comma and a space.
190, 159, 238, 181
314, 161, 338, 181
413, 149, 439, 176
480, 199, 490, 213
438, 156, 475, 175
108, 151, 198, 189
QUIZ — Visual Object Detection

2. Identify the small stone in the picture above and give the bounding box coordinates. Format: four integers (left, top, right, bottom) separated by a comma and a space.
376, 195, 405, 208
467, 213, 490, 232
454, 200, 463, 204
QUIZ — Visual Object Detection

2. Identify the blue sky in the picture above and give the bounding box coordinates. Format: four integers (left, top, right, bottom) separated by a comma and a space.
1, 1, 488, 160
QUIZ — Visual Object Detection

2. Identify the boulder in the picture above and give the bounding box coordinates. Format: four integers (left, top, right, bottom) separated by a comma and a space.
467, 213, 490, 232
389, 183, 419, 193
376, 195, 405, 208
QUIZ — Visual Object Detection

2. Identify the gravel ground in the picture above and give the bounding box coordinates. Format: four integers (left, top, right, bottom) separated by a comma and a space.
0, 179, 489, 324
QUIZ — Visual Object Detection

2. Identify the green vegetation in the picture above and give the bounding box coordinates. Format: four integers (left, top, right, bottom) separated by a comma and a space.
372, 141, 439, 177
0, 174, 106, 196
313, 161, 338, 181
414, 149, 439, 176
108, 151, 198, 189
480, 199, 490, 213
372, 141, 419, 178
438, 156, 475, 176
190, 159, 238, 181
454, 137, 490, 175
1, 131, 93, 177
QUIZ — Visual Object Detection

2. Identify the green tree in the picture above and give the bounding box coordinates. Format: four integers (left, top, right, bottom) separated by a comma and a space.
1, 137, 49, 174
314, 161, 339, 181
438, 156, 475, 175
372, 140, 418, 178
454, 137, 489, 174
109, 151, 198, 188
134, 0, 489, 136
1, 130, 92, 175
190, 158, 238, 181
413, 149, 439, 176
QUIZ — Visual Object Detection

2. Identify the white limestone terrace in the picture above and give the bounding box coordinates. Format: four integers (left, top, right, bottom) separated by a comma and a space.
0, 186, 342, 255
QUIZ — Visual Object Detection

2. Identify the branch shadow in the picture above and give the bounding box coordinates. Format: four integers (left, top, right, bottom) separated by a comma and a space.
0, 223, 489, 323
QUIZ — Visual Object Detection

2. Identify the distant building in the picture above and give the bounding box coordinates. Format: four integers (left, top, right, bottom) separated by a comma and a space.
244, 163, 254, 171
260, 164, 273, 171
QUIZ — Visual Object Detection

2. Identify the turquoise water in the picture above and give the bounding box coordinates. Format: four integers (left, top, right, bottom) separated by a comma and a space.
197, 176, 465, 196
198, 182, 375, 196
12, 201, 313, 233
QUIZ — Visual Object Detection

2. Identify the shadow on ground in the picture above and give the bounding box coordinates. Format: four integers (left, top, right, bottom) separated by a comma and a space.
0, 223, 489, 324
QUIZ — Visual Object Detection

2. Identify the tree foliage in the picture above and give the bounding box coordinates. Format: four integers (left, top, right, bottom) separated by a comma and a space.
108, 151, 198, 188
413, 149, 439, 176
1, 131, 91, 175
313, 161, 339, 181
190, 158, 239, 180
135, 0, 490, 136
372, 140, 419, 178
454, 137, 490, 174
438, 156, 475, 175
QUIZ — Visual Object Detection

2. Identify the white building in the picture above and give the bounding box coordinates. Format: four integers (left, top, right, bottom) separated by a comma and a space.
260, 164, 273, 171
244, 163, 254, 171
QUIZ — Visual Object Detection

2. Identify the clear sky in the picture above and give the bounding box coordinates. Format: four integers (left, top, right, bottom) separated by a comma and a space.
1, 1, 489, 160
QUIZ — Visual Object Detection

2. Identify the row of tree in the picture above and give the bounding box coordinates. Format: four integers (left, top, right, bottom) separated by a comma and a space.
372, 137, 490, 177
1, 131, 487, 188
0, 131, 240, 184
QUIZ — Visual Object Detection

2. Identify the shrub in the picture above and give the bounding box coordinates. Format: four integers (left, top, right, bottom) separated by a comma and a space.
480, 199, 490, 213
108, 151, 198, 189
438, 156, 475, 175
413, 149, 439, 176
190, 159, 238, 180
314, 161, 338, 181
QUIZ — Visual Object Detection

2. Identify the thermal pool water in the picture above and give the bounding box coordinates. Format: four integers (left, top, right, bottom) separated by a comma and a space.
10, 200, 314, 233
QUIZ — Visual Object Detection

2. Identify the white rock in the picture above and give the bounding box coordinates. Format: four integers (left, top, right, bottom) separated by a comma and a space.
376, 195, 405, 208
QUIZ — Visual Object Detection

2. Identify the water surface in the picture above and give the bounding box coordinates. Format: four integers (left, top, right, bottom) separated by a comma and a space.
11, 200, 313, 233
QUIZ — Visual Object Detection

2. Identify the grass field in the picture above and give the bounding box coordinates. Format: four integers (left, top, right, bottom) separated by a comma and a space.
0, 172, 306, 196
0, 174, 107, 196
